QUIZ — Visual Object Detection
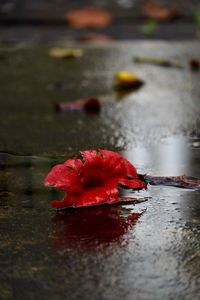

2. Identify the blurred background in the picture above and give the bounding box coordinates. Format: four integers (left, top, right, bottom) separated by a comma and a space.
0, 0, 200, 44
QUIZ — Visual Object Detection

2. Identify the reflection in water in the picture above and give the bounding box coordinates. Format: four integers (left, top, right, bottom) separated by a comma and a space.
124, 136, 196, 176
51, 206, 143, 251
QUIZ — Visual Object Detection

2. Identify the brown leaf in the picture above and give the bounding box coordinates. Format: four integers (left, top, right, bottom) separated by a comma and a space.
144, 175, 200, 190
66, 7, 112, 28
143, 0, 179, 22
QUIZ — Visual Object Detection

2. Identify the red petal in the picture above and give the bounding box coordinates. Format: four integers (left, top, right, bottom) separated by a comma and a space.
44, 163, 82, 194
44, 150, 146, 209
119, 178, 146, 190
99, 149, 138, 178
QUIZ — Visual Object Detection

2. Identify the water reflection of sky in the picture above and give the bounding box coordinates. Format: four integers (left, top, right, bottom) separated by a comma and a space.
123, 136, 200, 177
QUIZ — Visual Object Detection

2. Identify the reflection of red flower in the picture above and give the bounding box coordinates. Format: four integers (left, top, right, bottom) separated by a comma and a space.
52, 206, 143, 250
44, 150, 146, 209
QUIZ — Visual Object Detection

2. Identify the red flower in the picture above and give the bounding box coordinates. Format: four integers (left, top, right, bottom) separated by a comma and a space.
44, 150, 146, 209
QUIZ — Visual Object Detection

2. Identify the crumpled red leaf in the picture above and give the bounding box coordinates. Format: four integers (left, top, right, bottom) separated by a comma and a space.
143, 0, 179, 22
66, 7, 112, 28
44, 150, 146, 209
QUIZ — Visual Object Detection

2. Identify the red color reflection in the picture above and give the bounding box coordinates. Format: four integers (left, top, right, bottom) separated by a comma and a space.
51, 206, 143, 251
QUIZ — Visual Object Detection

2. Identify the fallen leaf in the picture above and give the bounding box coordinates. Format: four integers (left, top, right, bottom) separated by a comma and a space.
134, 56, 183, 68
78, 33, 113, 44
143, 0, 179, 22
144, 175, 200, 190
55, 98, 101, 114
44, 150, 146, 209
48, 48, 83, 58
189, 59, 200, 71
141, 19, 157, 34
114, 71, 144, 90
66, 7, 112, 28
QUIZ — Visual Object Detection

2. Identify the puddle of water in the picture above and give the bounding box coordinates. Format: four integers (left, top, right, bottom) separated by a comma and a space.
0, 135, 200, 300
123, 135, 200, 177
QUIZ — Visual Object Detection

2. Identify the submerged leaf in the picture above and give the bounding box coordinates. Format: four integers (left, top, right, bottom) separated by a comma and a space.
44, 150, 146, 209
48, 48, 83, 58
66, 7, 112, 28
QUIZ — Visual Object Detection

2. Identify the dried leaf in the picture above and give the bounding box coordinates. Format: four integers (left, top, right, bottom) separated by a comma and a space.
144, 175, 200, 190
134, 56, 183, 68
66, 7, 112, 28
48, 48, 83, 58
114, 71, 144, 90
44, 150, 146, 209
143, 0, 179, 22
55, 98, 101, 114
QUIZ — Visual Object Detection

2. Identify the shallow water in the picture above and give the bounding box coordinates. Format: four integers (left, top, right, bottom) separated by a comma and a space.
0, 42, 200, 300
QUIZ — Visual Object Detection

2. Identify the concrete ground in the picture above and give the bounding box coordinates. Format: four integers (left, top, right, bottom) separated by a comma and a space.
0, 1, 200, 300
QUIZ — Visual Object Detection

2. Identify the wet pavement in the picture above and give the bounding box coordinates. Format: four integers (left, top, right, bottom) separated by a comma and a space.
0, 41, 200, 300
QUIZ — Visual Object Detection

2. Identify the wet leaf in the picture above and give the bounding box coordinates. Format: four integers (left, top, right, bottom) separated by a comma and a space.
48, 48, 83, 58
44, 150, 146, 209
55, 98, 101, 114
134, 56, 183, 68
114, 71, 144, 90
141, 19, 157, 34
143, 0, 179, 22
65, 7, 112, 28
144, 175, 200, 190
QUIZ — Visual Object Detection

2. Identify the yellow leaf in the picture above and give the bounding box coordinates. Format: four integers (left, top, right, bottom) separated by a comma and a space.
114, 71, 143, 89
48, 48, 83, 58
